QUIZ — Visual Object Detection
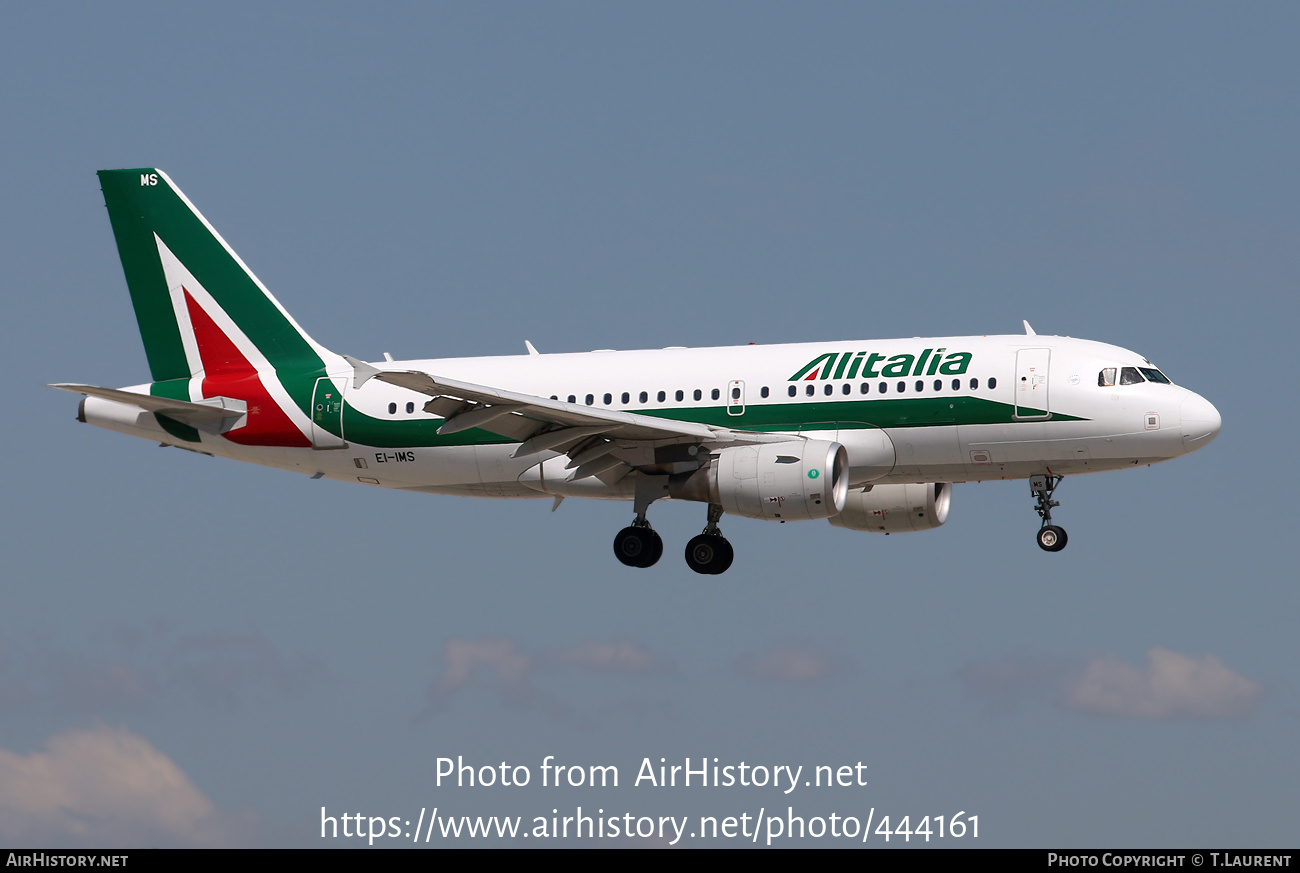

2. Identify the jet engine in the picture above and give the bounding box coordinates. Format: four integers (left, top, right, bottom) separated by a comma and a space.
670, 440, 849, 521
829, 482, 951, 533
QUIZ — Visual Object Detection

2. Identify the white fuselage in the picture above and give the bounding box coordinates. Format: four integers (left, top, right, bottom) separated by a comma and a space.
82, 333, 1221, 504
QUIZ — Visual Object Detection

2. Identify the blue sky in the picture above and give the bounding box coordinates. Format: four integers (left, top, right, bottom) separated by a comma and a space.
2, 2, 1296, 847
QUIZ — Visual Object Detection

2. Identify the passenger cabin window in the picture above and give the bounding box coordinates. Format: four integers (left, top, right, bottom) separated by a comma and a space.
879, 382, 888, 394
621, 392, 630, 404
406, 402, 415, 413
844, 384, 852, 395
388, 402, 396, 414
933, 379, 942, 391
970, 378, 979, 390
1098, 368, 1116, 387
760, 386, 769, 398
585, 394, 595, 405
603, 393, 612, 405
806, 385, 815, 397
988, 377, 997, 389
788, 385, 797, 397
860, 383, 869, 394
915, 380, 924, 392
693, 389, 702, 401
1120, 367, 1144, 385
712, 388, 721, 400
675, 390, 684, 401
657, 391, 666, 402
567, 395, 576, 404
824, 384, 833, 396
639, 391, 648, 403
951, 379, 960, 390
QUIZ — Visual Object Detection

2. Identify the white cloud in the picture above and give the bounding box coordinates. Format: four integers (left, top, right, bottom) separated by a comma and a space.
549, 639, 666, 674
735, 644, 850, 683
0, 726, 250, 847
958, 648, 1264, 721
1066, 648, 1263, 719
429, 637, 532, 701
426, 637, 670, 719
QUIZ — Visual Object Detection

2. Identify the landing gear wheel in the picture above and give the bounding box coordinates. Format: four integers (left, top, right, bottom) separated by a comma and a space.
1029, 474, 1068, 553
614, 526, 663, 568
645, 528, 664, 566
1037, 525, 1068, 552
710, 537, 734, 574
685, 534, 734, 575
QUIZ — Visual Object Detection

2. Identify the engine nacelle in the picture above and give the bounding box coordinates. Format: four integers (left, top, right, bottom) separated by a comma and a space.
829, 482, 951, 533
671, 440, 849, 521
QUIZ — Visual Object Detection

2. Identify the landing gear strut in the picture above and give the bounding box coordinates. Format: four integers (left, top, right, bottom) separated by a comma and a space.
685, 503, 734, 575
613, 517, 663, 568
1030, 474, 1068, 552
614, 475, 669, 569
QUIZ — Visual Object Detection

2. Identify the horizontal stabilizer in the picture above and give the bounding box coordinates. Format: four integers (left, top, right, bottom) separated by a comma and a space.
51, 383, 247, 435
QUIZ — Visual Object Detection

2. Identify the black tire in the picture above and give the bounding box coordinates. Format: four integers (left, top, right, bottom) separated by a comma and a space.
1037, 525, 1068, 552
685, 534, 732, 574
708, 537, 734, 575
643, 528, 664, 568
614, 526, 656, 567
616, 524, 655, 566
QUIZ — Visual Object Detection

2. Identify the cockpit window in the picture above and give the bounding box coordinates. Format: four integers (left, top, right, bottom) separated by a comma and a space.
1139, 367, 1171, 384
1098, 368, 1116, 387
1120, 367, 1145, 385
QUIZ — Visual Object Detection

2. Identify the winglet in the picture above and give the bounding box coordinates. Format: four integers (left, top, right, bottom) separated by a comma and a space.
1023, 320, 1037, 336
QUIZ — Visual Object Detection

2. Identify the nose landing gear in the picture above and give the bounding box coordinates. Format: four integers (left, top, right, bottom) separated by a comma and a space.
1030, 474, 1068, 552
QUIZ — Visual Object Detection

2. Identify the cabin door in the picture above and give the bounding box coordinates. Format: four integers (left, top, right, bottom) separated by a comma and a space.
310, 376, 348, 449
1013, 349, 1051, 420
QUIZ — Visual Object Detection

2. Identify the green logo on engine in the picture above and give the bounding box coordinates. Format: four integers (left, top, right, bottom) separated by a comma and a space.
808, 469, 820, 479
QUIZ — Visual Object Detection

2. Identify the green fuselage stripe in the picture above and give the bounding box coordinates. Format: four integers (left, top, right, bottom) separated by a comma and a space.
334, 396, 1082, 449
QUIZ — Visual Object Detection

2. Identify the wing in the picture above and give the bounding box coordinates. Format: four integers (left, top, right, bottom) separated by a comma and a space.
345, 357, 792, 482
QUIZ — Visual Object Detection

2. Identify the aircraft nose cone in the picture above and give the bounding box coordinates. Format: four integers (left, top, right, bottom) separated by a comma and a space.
1180, 393, 1221, 452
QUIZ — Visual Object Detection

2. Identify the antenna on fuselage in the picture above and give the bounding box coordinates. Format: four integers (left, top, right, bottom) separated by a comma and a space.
1023, 320, 1037, 336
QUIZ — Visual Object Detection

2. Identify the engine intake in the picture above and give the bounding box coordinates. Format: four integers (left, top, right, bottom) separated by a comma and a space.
670, 440, 849, 521
829, 482, 951, 533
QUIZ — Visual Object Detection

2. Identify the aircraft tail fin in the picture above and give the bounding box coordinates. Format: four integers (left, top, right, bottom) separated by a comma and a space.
97, 169, 332, 384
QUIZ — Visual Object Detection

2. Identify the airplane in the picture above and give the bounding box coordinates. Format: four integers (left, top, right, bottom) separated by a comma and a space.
54, 169, 1222, 575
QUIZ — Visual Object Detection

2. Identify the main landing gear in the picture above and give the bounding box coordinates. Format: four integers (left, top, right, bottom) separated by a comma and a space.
684, 503, 733, 575
612, 502, 734, 574
613, 519, 663, 569
1030, 474, 1068, 552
